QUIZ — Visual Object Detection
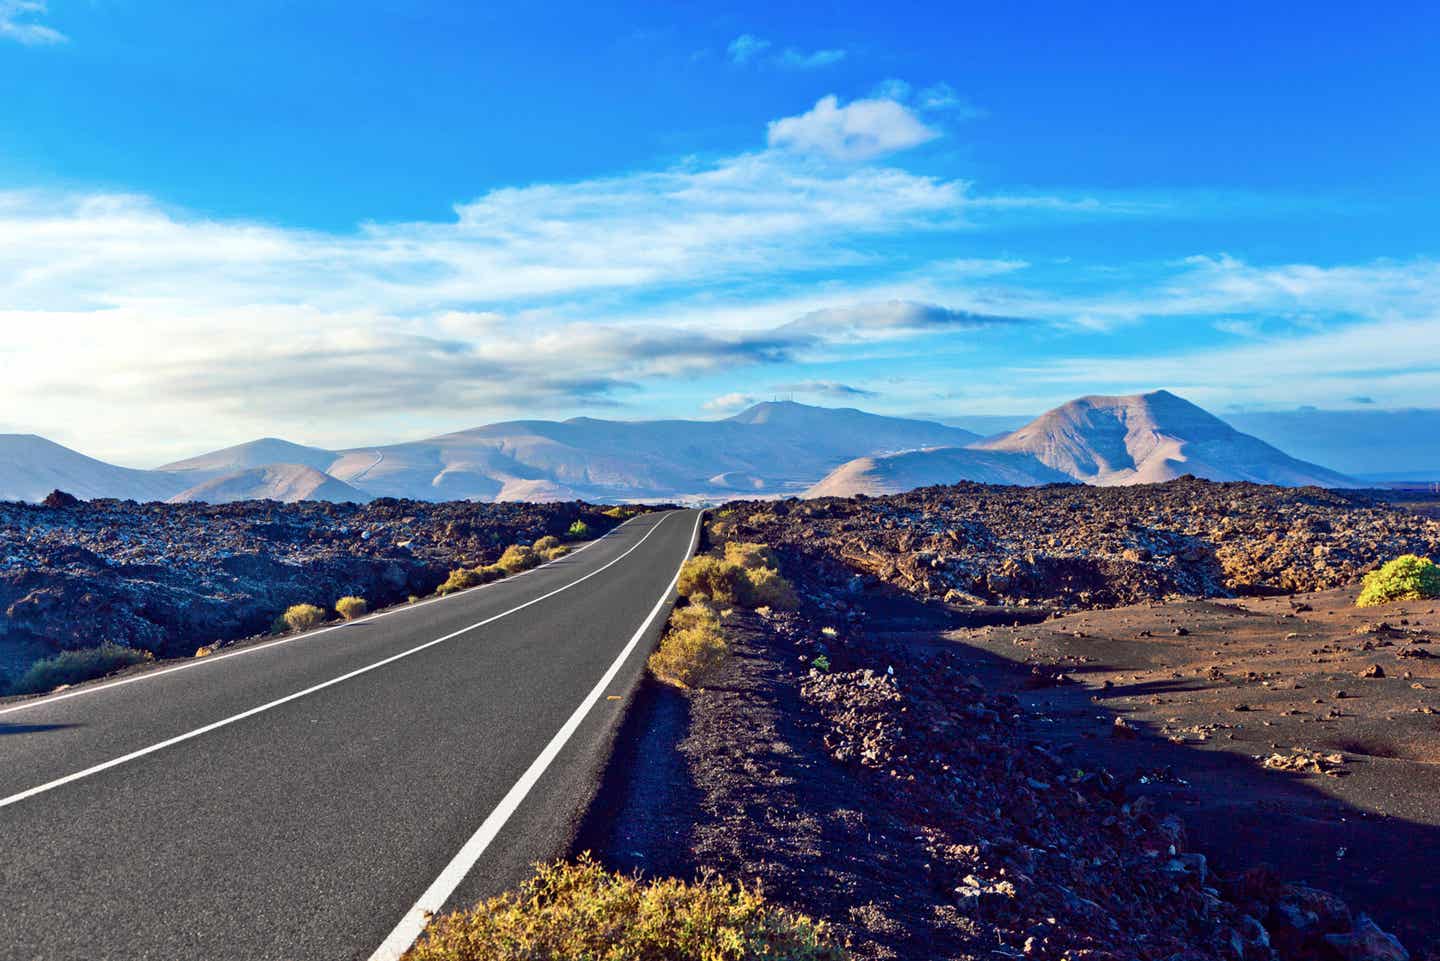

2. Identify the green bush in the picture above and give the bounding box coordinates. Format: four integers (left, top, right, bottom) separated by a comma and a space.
649, 603, 728, 688
335, 596, 368, 620
532, 535, 562, 553
407, 854, 845, 961
1357, 554, 1440, 607
496, 544, 541, 574
11, 644, 153, 695
567, 519, 591, 539
282, 603, 327, 632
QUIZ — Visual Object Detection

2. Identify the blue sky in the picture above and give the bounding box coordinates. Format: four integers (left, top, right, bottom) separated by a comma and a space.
1, 1, 1438, 464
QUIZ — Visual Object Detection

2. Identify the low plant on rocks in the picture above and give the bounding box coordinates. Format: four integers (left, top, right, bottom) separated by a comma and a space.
532, 535, 562, 553
567, 519, 591, 538
1357, 553, 1440, 607
649, 602, 729, 688
405, 854, 846, 961
11, 644, 153, 694
496, 544, 541, 574
281, 603, 327, 632
335, 596, 368, 620
739, 566, 800, 611
436, 568, 480, 596
678, 556, 750, 604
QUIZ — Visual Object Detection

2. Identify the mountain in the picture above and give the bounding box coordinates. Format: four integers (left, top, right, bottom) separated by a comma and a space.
804, 447, 1073, 498
0, 403, 979, 504
315, 402, 981, 502
160, 438, 340, 476
1220, 408, 1440, 478
0, 435, 189, 503
167, 464, 367, 504
977, 391, 1359, 487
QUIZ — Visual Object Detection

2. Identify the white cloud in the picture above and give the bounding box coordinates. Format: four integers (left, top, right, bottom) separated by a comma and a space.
0, 0, 65, 44
726, 33, 846, 69
917, 82, 985, 118
777, 46, 846, 69
767, 95, 939, 161
703, 392, 758, 411
726, 33, 771, 64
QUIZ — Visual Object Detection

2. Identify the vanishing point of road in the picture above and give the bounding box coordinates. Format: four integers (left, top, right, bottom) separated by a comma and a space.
0, 509, 700, 961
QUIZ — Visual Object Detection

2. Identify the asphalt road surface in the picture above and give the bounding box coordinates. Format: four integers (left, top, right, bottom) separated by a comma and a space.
0, 508, 700, 961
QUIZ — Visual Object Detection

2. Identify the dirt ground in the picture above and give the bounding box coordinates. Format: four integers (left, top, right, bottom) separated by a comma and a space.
938, 585, 1440, 952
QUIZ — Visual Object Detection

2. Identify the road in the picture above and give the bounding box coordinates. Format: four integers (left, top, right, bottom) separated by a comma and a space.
0, 508, 700, 961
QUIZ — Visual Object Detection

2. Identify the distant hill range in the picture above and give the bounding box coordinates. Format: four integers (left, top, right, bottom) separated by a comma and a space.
0, 392, 1379, 505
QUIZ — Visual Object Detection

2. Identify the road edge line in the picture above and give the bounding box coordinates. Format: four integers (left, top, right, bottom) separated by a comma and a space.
365, 508, 703, 961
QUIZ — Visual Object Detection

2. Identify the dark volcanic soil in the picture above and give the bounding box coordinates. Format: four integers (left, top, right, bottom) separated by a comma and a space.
943, 586, 1440, 952
0, 496, 620, 681
584, 483, 1438, 960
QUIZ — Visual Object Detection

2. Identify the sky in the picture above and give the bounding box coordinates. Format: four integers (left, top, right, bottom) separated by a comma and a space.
1, 0, 1438, 466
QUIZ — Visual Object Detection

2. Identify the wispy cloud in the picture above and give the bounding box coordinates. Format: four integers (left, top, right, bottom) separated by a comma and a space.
703, 392, 759, 412
0, 0, 65, 44
725, 33, 771, 65
767, 95, 939, 161
771, 380, 878, 399
726, 33, 846, 69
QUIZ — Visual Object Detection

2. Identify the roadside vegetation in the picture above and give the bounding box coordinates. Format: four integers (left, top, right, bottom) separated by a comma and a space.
8, 644, 153, 695
279, 603, 327, 632
649, 600, 729, 688
335, 596, 368, 620
677, 542, 799, 611
404, 855, 845, 961
1357, 553, 1440, 606
650, 540, 798, 688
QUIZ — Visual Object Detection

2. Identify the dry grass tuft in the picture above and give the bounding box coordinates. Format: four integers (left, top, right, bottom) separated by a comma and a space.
335, 596, 368, 620
405, 855, 846, 961
282, 603, 326, 632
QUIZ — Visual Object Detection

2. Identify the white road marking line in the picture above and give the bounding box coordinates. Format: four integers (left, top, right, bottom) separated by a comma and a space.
0, 514, 642, 719
366, 509, 702, 961
0, 513, 677, 810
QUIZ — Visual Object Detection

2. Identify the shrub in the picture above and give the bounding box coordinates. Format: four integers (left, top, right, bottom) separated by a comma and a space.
567, 519, 591, 539
335, 596, 368, 620
437, 568, 481, 596
677, 556, 749, 604
532, 535, 562, 553
11, 644, 153, 695
649, 604, 728, 688
282, 603, 327, 632
1357, 554, 1440, 607
811, 654, 831, 673
724, 541, 779, 571
407, 854, 845, 961
497, 544, 541, 574
472, 564, 508, 584
739, 566, 800, 611
544, 544, 571, 561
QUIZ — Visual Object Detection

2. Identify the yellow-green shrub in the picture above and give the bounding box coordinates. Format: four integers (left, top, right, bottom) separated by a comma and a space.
724, 541, 778, 571
740, 566, 800, 611
567, 519, 592, 538
406, 855, 845, 961
649, 604, 728, 688
335, 596, 368, 620
497, 544, 541, 574
473, 564, 508, 584
532, 535, 562, 553
437, 568, 481, 596
677, 556, 749, 604
1357, 554, 1440, 607
282, 603, 326, 632
544, 544, 571, 561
